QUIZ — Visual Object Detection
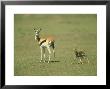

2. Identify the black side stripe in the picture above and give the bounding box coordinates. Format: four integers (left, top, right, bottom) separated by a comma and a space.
39, 40, 46, 46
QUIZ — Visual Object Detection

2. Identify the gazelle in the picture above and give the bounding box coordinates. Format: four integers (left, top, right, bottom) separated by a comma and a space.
34, 27, 55, 63
74, 49, 89, 64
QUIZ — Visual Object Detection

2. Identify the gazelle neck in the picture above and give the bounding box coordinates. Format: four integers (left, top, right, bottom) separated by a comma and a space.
36, 35, 40, 42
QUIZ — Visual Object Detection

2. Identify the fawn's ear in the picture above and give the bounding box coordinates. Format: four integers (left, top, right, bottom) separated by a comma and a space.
74, 48, 77, 51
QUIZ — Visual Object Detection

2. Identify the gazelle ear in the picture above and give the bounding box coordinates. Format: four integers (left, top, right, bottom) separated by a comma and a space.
39, 28, 42, 31
34, 28, 36, 32
74, 48, 77, 51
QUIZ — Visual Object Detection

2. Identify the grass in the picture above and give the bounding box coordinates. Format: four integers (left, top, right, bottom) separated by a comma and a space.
14, 14, 97, 76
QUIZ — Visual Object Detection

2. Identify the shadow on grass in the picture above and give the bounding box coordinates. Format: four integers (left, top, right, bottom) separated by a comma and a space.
50, 60, 60, 63
38, 60, 60, 63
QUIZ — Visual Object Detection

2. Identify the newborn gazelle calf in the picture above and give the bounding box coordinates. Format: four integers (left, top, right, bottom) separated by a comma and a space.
34, 27, 55, 63
74, 49, 89, 64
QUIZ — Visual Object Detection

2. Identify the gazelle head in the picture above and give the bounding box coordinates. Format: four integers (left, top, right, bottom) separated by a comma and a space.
74, 48, 77, 52
34, 27, 42, 41
34, 27, 42, 36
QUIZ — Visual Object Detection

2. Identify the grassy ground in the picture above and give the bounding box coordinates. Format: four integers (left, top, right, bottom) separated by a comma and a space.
14, 14, 97, 76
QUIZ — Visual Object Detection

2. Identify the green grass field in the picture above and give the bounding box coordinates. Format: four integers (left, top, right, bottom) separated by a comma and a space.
14, 14, 97, 76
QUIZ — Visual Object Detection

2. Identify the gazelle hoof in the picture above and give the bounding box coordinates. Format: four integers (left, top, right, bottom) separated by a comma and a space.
78, 62, 83, 64
40, 60, 42, 62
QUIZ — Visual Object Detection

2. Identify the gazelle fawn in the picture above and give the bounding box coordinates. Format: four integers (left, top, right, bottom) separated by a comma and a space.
34, 27, 55, 63
74, 49, 89, 64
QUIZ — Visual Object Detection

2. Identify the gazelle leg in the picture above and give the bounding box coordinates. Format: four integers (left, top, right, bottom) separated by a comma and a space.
47, 47, 51, 63
43, 47, 46, 62
52, 42, 55, 58
74, 56, 77, 60
79, 58, 83, 64
78, 58, 83, 64
86, 57, 89, 63
53, 49, 55, 58
84, 56, 89, 63
40, 47, 43, 62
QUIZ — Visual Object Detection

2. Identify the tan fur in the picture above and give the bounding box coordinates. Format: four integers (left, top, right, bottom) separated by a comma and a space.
40, 36, 55, 44
46, 37, 55, 42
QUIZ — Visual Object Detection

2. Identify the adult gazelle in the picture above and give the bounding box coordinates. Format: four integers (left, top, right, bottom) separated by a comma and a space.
34, 27, 55, 63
